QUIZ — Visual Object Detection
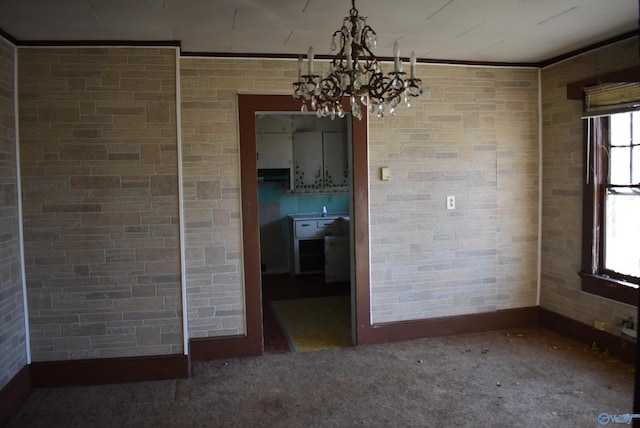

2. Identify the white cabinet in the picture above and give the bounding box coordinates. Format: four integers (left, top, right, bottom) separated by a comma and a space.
257, 133, 293, 169
293, 131, 348, 190
293, 132, 323, 189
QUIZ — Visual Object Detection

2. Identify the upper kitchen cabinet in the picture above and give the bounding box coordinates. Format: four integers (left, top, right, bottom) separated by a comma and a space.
293, 131, 348, 192
257, 133, 293, 170
293, 132, 323, 189
322, 132, 348, 188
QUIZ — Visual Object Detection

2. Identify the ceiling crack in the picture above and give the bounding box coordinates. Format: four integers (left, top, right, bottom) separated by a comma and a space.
537, 7, 578, 25
90, 4, 106, 30
284, 30, 294, 46
426, 0, 454, 21
475, 40, 504, 55
455, 22, 484, 39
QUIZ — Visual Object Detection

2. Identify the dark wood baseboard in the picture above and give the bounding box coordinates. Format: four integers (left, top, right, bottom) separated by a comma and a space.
357, 306, 539, 345
30, 354, 189, 388
539, 307, 635, 365
189, 335, 262, 361
0, 365, 31, 427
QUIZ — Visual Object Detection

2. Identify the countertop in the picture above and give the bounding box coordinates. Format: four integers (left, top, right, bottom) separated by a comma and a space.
288, 212, 350, 221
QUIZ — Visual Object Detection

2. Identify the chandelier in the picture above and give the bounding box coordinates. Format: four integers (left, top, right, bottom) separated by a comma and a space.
292, 0, 422, 120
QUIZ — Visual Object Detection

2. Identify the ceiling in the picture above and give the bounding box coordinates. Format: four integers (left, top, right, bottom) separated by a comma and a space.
0, 0, 637, 65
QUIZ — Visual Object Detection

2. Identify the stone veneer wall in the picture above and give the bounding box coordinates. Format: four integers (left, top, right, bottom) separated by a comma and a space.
180, 58, 275, 337
368, 67, 539, 321
540, 38, 638, 335
180, 58, 539, 336
18, 47, 182, 361
5, 38, 635, 361
0, 37, 27, 388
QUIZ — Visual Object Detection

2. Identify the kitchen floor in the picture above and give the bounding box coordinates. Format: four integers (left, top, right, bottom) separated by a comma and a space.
261, 273, 350, 354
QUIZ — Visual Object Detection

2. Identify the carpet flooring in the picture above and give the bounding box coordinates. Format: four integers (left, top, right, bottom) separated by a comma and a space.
270, 296, 351, 352
6, 327, 634, 428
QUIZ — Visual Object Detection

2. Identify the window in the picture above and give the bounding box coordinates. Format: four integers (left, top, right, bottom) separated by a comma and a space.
581, 112, 640, 305
605, 113, 640, 278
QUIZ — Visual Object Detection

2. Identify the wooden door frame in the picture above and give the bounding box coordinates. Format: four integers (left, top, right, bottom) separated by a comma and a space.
238, 94, 371, 353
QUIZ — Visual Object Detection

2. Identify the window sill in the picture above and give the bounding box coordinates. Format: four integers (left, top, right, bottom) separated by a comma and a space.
579, 272, 638, 306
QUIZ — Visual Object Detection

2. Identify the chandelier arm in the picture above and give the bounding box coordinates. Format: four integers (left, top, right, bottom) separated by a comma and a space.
318, 74, 343, 104
354, 28, 378, 75
367, 72, 407, 104
386, 78, 407, 102
359, 26, 376, 54
331, 29, 343, 51
333, 28, 351, 71
366, 73, 387, 103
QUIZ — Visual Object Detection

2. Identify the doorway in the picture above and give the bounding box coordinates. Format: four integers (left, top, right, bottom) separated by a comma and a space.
238, 95, 371, 355
256, 113, 352, 353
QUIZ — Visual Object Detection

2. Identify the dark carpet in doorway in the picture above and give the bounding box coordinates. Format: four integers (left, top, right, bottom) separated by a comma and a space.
270, 296, 351, 352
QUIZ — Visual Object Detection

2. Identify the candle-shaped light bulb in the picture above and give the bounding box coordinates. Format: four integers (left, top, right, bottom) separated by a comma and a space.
346, 39, 353, 71
308, 47, 314, 75
410, 51, 416, 79
297, 55, 303, 80
393, 41, 400, 72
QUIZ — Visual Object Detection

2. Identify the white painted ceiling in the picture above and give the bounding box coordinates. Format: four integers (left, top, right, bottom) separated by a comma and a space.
0, 0, 637, 64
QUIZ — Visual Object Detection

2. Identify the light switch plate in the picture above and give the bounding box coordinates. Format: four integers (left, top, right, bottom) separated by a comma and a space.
381, 167, 390, 181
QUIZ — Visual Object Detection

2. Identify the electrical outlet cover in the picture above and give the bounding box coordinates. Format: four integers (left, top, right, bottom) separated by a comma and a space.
446, 196, 455, 210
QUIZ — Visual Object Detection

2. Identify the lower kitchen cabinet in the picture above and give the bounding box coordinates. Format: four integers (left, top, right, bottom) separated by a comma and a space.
288, 214, 350, 276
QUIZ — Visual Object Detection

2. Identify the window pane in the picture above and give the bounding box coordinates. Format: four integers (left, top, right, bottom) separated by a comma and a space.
609, 146, 631, 185
604, 192, 640, 278
611, 112, 631, 146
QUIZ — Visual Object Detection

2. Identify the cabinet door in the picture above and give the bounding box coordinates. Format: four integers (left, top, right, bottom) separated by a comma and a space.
257, 133, 292, 169
293, 132, 323, 189
323, 132, 348, 188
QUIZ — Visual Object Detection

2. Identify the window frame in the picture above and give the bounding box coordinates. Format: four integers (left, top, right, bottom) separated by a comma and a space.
580, 115, 639, 306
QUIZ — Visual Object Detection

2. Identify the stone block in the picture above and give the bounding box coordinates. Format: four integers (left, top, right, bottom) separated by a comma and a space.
114, 297, 165, 312
54, 337, 91, 352
136, 325, 161, 346
151, 175, 178, 196
70, 176, 121, 189
147, 102, 171, 123
145, 260, 180, 274
205, 246, 226, 266
137, 248, 178, 261
196, 180, 221, 200
82, 212, 141, 226
38, 106, 80, 122
132, 284, 157, 298
60, 322, 106, 337
60, 144, 108, 160
120, 78, 162, 91
66, 250, 105, 264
